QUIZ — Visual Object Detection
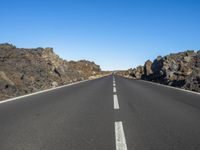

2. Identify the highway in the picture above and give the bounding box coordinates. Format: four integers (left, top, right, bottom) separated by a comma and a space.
0, 75, 200, 150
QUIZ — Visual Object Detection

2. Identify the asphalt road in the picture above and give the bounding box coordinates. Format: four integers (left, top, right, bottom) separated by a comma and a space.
0, 75, 200, 150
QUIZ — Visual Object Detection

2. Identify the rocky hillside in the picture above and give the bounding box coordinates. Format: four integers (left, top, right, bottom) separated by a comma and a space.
0, 43, 102, 100
125, 50, 200, 92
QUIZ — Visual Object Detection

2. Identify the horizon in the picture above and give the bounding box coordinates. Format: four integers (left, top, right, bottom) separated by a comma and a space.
1, 42, 199, 71
1, 0, 200, 70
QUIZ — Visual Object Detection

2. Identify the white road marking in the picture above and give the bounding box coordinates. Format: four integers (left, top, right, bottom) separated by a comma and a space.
0, 75, 109, 104
122, 76, 200, 96
140, 80, 200, 96
113, 83, 116, 86
113, 87, 117, 93
113, 94, 119, 109
115, 121, 128, 150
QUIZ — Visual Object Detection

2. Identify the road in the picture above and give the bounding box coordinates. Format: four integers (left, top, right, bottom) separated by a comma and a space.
0, 75, 200, 150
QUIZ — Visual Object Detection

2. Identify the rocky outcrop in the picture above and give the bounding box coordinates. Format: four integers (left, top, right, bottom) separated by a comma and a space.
144, 60, 153, 76
115, 69, 131, 77
128, 50, 200, 92
130, 66, 144, 79
68, 60, 101, 79
0, 43, 102, 100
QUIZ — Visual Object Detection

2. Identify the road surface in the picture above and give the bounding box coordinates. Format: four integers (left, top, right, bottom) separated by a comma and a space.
0, 75, 200, 150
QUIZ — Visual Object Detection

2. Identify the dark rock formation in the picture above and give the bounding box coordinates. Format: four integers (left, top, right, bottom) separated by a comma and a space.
129, 50, 200, 92
115, 69, 133, 78
144, 60, 153, 76
130, 66, 144, 79
0, 43, 102, 100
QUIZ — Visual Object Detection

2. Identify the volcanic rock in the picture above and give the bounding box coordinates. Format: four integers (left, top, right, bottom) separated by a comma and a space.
0, 43, 102, 100
128, 50, 200, 92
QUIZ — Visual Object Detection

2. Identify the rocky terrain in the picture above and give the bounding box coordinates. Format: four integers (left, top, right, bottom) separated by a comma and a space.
121, 50, 200, 93
114, 69, 133, 78
0, 43, 103, 100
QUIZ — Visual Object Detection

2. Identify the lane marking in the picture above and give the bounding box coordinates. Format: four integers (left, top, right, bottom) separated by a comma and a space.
113, 77, 115, 83
113, 87, 117, 93
113, 94, 119, 109
0, 75, 109, 104
115, 121, 128, 150
140, 80, 200, 96
121, 76, 200, 96
113, 83, 116, 87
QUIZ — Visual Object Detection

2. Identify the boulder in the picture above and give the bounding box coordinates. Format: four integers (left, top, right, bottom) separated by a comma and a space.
51, 81, 58, 88
144, 60, 153, 76
130, 66, 144, 79
0, 71, 17, 95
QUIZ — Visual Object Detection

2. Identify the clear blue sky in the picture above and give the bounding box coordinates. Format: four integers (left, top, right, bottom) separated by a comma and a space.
0, 0, 200, 70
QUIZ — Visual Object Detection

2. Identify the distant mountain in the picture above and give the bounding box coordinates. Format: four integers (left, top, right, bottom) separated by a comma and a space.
118, 50, 200, 93
0, 43, 103, 100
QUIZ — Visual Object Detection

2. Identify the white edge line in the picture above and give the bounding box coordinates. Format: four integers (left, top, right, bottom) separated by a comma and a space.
115, 121, 128, 150
0, 75, 109, 104
122, 76, 200, 96
140, 79, 200, 96
113, 94, 119, 109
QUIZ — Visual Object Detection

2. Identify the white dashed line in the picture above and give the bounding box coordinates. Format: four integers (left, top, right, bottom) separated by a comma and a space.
113, 77, 127, 149
113, 87, 117, 93
115, 121, 128, 150
113, 94, 119, 109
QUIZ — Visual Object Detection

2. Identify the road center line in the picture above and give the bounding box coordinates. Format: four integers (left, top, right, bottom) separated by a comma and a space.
113, 94, 119, 109
113, 87, 117, 93
115, 121, 128, 150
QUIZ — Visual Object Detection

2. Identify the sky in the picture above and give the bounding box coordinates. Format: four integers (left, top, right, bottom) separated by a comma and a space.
0, 0, 200, 70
